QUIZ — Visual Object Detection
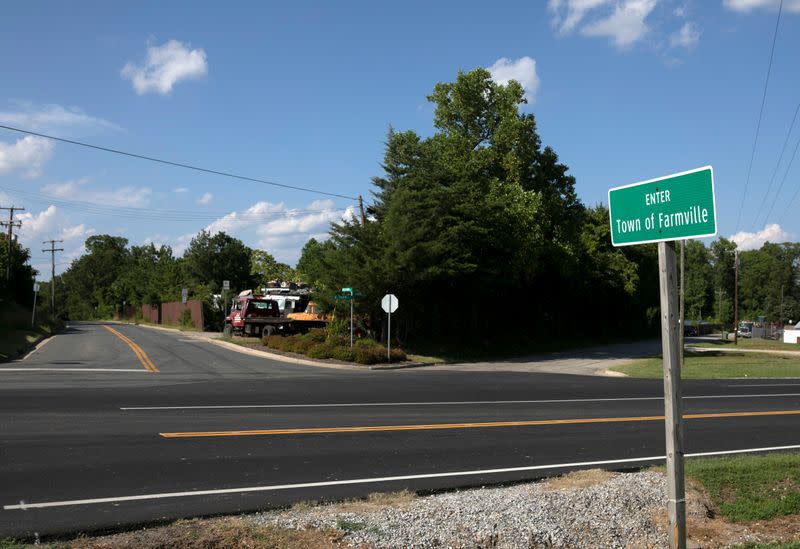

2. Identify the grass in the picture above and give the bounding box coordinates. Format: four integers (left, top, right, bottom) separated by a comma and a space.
691, 338, 800, 352
406, 353, 445, 364
611, 351, 800, 379
731, 541, 800, 549
0, 323, 57, 361
15, 517, 345, 549
686, 452, 800, 522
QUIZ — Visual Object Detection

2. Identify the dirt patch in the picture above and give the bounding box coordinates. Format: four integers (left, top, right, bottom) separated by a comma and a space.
652, 484, 800, 548
337, 490, 417, 512
541, 468, 614, 491
48, 517, 350, 549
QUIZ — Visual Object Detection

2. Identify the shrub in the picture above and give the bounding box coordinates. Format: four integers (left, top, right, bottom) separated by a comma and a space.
326, 334, 349, 347
353, 346, 386, 365
390, 348, 407, 362
307, 343, 336, 359
354, 337, 382, 350
326, 318, 349, 337
330, 346, 356, 362
306, 328, 327, 343
179, 309, 194, 329
291, 337, 316, 354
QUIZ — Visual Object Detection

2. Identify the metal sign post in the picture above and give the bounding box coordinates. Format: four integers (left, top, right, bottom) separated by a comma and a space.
342, 287, 354, 347
32, 282, 40, 327
381, 294, 399, 362
609, 166, 716, 549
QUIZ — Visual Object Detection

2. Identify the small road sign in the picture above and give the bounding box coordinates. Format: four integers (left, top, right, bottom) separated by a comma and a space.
222, 280, 230, 291
334, 294, 352, 301
181, 288, 188, 304
608, 166, 716, 247
382, 294, 398, 313
341, 287, 353, 293
33, 282, 40, 293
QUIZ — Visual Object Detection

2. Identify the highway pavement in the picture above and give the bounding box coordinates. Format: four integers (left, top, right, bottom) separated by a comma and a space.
1, 322, 799, 538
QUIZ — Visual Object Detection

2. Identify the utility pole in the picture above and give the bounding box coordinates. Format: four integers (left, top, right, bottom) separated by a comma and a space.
718, 288, 723, 340
734, 250, 740, 346
780, 284, 784, 328
42, 239, 64, 318
0, 205, 25, 283
358, 195, 366, 226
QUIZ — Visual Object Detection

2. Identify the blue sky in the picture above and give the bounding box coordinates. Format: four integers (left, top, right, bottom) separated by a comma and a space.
1, 0, 799, 280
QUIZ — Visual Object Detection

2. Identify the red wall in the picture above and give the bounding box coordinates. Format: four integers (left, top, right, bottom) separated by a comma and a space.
140, 300, 204, 331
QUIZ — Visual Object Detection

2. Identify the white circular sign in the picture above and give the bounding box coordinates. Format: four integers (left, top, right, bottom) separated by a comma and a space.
381, 294, 398, 313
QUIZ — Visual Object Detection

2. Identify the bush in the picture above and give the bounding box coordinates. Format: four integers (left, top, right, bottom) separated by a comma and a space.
291, 337, 316, 354
330, 346, 356, 362
326, 334, 349, 347
179, 309, 194, 329
354, 337, 381, 350
353, 346, 386, 365
326, 318, 349, 337
307, 343, 336, 359
306, 328, 327, 343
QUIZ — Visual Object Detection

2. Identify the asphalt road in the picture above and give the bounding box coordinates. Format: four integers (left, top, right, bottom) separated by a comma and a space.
1, 322, 799, 538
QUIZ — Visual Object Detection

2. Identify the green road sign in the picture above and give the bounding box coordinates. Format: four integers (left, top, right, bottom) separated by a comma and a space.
334, 294, 352, 301
341, 287, 353, 293
608, 166, 716, 247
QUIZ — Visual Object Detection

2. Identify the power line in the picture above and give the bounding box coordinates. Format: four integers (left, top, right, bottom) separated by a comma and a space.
0, 124, 358, 201
0, 185, 349, 222
735, 0, 783, 232
754, 100, 800, 228
765, 130, 800, 225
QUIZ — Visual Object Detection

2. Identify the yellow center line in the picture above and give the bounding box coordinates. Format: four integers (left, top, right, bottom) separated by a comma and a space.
159, 409, 800, 438
104, 326, 159, 373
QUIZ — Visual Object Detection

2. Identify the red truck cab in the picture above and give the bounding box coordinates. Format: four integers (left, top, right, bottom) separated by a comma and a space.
224, 291, 282, 336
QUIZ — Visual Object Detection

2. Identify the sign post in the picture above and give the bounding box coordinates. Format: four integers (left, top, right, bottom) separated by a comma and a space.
609, 166, 716, 549
31, 282, 40, 327
342, 287, 354, 347
381, 294, 398, 362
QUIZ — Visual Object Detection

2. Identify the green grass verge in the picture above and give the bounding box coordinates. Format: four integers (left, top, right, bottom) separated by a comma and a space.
730, 543, 800, 549
692, 338, 800, 352
686, 452, 800, 522
0, 324, 57, 361
611, 351, 800, 379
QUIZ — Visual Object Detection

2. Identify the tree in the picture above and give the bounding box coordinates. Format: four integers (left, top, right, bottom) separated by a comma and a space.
182, 230, 253, 294
0, 234, 37, 307
250, 250, 295, 286
684, 240, 712, 321
61, 235, 130, 318
299, 68, 660, 345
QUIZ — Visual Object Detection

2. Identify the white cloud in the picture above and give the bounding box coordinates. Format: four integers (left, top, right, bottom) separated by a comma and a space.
670, 22, 700, 49
173, 187, 189, 193
42, 179, 152, 208
0, 103, 120, 135
0, 135, 54, 177
730, 223, 792, 250
723, 0, 800, 13
197, 192, 213, 205
549, 0, 612, 33
487, 57, 540, 103
121, 39, 208, 95
582, 0, 658, 48
144, 200, 353, 264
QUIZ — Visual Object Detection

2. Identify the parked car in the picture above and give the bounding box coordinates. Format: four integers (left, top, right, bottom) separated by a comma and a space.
737, 322, 753, 338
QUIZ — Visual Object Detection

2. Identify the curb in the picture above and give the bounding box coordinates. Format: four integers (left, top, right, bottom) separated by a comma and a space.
369, 362, 437, 370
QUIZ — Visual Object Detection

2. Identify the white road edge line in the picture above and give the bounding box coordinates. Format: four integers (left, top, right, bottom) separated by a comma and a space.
729, 384, 800, 387
119, 393, 800, 410
5, 444, 800, 510
0, 369, 149, 373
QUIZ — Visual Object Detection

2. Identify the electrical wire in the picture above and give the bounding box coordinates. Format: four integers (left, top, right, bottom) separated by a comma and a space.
0, 184, 349, 223
735, 0, 783, 232
764, 131, 800, 226
0, 124, 358, 201
754, 100, 800, 228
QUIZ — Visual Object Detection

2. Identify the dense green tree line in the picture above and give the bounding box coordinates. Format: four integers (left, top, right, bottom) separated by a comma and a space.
295, 69, 800, 347
38, 230, 296, 322
5, 69, 799, 343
